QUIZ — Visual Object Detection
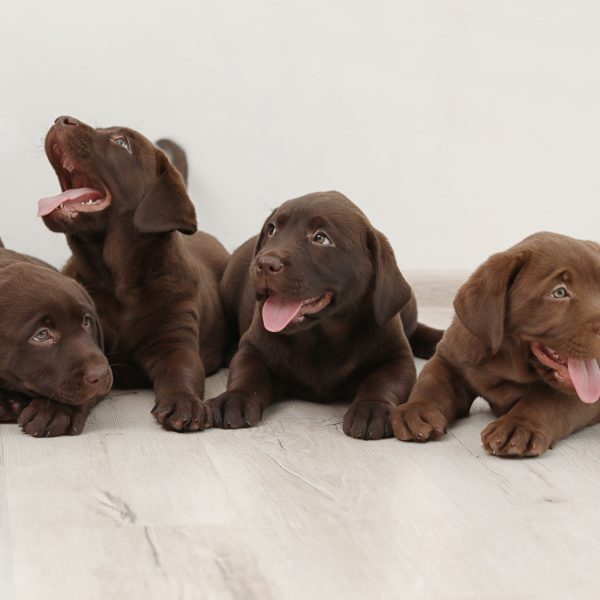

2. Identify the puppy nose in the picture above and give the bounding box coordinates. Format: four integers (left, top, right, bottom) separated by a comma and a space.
55, 115, 80, 127
256, 255, 283, 274
84, 362, 109, 385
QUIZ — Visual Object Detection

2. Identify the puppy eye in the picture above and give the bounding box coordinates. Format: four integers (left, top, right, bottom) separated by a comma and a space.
312, 231, 334, 246
82, 315, 93, 328
112, 136, 131, 153
266, 222, 276, 237
32, 328, 52, 343
551, 286, 569, 299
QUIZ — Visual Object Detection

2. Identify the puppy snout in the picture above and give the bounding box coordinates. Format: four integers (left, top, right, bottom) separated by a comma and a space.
84, 362, 110, 385
55, 115, 80, 127
256, 255, 284, 274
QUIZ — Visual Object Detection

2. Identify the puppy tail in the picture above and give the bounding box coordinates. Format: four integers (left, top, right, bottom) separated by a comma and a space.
408, 322, 444, 359
156, 139, 188, 186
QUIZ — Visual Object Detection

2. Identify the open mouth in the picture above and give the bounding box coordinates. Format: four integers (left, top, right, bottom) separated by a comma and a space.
261, 292, 334, 332
38, 143, 111, 217
530, 342, 600, 404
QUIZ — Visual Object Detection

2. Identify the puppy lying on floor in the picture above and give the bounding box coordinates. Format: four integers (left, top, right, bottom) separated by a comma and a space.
210, 191, 443, 439
392, 231, 600, 456
0, 245, 111, 436
39, 116, 229, 432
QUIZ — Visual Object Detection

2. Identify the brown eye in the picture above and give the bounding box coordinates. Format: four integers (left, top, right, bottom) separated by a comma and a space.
551, 286, 569, 299
112, 136, 131, 153
32, 328, 51, 342
83, 315, 93, 328
266, 222, 276, 237
312, 231, 334, 246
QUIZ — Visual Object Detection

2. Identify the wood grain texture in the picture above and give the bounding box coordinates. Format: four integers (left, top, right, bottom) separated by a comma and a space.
2, 273, 600, 600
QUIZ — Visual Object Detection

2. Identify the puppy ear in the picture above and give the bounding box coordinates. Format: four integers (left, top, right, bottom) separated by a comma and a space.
133, 152, 197, 235
454, 251, 525, 354
367, 229, 412, 326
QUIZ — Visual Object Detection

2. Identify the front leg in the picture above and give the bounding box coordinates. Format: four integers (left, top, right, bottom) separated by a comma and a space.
391, 354, 476, 442
481, 386, 600, 457
138, 344, 210, 433
343, 351, 416, 441
18, 398, 97, 437
207, 344, 274, 429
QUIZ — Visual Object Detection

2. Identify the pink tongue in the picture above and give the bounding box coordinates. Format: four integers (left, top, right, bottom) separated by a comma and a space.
37, 188, 101, 217
567, 358, 600, 403
262, 295, 303, 333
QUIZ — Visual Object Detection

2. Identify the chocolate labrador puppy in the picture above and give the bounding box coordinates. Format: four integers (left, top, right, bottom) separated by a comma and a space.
39, 116, 229, 432
392, 231, 600, 456
0, 246, 111, 436
210, 191, 443, 439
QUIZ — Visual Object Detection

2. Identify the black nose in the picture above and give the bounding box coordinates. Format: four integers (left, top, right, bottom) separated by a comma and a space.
84, 362, 109, 385
55, 115, 80, 127
256, 255, 283, 274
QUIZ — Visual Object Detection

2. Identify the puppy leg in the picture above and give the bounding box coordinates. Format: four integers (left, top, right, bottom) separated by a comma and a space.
18, 398, 96, 437
481, 387, 600, 457
0, 389, 29, 423
344, 354, 416, 441
391, 355, 475, 442
139, 345, 210, 433
207, 346, 274, 429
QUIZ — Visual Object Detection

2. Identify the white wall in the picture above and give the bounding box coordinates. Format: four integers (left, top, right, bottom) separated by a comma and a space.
2, 0, 599, 271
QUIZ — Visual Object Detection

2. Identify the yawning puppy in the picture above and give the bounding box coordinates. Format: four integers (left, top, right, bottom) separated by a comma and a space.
39, 116, 229, 432
0, 247, 111, 436
392, 231, 600, 456
210, 191, 443, 439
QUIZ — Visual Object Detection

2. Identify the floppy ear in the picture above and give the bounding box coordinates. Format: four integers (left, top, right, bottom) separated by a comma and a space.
453, 250, 525, 354
367, 229, 412, 326
133, 152, 197, 235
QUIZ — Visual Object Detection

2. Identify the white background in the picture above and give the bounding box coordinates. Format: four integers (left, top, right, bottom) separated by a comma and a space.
1, 0, 599, 271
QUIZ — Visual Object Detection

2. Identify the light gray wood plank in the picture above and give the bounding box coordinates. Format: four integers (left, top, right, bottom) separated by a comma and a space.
2, 275, 600, 600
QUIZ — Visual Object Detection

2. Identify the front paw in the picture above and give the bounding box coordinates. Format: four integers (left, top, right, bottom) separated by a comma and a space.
152, 396, 211, 432
481, 415, 551, 457
343, 401, 393, 440
207, 392, 263, 429
18, 399, 88, 437
390, 402, 448, 442
0, 391, 29, 423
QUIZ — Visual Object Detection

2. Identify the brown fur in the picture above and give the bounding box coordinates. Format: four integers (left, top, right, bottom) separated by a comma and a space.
392, 231, 600, 456
42, 116, 229, 432
0, 247, 111, 436
211, 191, 443, 439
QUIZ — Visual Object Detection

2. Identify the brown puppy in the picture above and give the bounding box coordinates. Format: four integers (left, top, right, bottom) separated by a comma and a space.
39, 116, 229, 432
392, 232, 600, 456
210, 191, 442, 439
0, 247, 111, 436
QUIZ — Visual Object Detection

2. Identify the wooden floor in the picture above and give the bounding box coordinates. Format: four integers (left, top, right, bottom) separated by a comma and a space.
2, 274, 600, 600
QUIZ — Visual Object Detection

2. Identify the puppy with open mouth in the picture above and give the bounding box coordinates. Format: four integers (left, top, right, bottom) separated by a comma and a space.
392, 231, 600, 456
0, 244, 111, 436
39, 116, 229, 432
209, 191, 443, 439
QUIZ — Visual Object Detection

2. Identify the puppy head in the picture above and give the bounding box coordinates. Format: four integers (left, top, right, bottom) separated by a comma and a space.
454, 231, 600, 403
0, 263, 113, 405
40, 116, 196, 236
250, 191, 411, 334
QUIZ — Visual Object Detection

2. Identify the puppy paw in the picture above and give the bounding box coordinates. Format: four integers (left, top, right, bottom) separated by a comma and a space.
390, 402, 448, 442
343, 401, 393, 440
481, 415, 551, 457
18, 399, 88, 437
0, 391, 29, 423
206, 392, 263, 429
152, 396, 211, 432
